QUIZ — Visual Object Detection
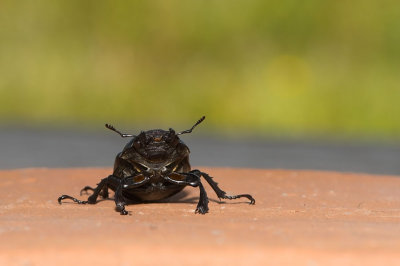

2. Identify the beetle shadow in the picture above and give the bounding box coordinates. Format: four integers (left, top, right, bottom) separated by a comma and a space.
74, 190, 249, 206
158, 191, 205, 204
155, 190, 226, 204
132, 190, 250, 205
160, 190, 254, 205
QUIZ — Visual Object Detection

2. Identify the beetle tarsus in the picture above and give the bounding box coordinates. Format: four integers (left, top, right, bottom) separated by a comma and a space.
116, 204, 128, 215
195, 205, 208, 214
220, 194, 256, 205
195, 182, 209, 214
58, 195, 89, 205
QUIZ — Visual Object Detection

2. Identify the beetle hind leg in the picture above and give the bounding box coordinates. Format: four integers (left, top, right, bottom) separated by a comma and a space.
192, 170, 256, 205
58, 176, 112, 205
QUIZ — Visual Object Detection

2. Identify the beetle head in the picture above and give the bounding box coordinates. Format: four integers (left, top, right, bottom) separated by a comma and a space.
133, 116, 205, 162
133, 128, 181, 162
107, 116, 205, 162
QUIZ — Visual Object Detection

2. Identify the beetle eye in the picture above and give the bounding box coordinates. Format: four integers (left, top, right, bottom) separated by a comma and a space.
134, 132, 146, 149
165, 128, 178, 144
134, 140, 141, 150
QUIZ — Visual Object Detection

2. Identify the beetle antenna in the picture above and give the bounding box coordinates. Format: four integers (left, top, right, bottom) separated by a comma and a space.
177, 116, 205, 135
105, 124, 136, 138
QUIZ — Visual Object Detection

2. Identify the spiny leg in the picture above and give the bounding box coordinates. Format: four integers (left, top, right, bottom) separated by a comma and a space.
191, 170, 256, 205
195, 182, 209, 214
58, 175, 112, 205
166, 172, 209, 214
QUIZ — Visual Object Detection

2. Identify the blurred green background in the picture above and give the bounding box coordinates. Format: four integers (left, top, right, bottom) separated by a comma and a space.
1, 0, 399, 138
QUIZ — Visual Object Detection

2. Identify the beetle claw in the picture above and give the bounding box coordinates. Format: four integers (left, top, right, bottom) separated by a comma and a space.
195, 205, 209, 215
120, 210, 129, 215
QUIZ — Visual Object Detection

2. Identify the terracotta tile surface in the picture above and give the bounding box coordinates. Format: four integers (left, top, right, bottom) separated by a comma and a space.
1, 167, 400, 265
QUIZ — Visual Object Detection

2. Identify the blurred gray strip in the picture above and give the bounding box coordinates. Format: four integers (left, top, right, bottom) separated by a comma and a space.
0, 127, 399, 175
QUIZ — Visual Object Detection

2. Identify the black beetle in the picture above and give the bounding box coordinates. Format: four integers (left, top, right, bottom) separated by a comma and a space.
58, 116, 255, 215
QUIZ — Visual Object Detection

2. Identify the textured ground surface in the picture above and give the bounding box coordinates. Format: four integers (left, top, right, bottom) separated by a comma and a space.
1, 167, 400, 265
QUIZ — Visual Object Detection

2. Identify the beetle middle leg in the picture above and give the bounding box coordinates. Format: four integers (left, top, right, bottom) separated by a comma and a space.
80, 186, 109, 199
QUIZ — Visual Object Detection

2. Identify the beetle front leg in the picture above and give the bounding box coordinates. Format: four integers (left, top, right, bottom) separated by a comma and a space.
114, 174, 151, 215
114, 182, 128, 215
166, 173, 209, 214
191, 170, 256, 205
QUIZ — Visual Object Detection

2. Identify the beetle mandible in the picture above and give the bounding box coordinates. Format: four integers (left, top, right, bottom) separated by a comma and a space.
58, 116, 255, 215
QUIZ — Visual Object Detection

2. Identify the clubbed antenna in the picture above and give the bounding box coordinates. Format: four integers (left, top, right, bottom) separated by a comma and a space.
105, 124, 136, 138
177, 116, 206, 135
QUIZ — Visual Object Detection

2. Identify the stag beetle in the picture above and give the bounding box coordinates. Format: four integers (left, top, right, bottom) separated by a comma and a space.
58, 116, 255, 215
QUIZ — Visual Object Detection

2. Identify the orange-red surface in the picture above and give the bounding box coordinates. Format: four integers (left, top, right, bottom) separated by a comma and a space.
1, 168, 400, 265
